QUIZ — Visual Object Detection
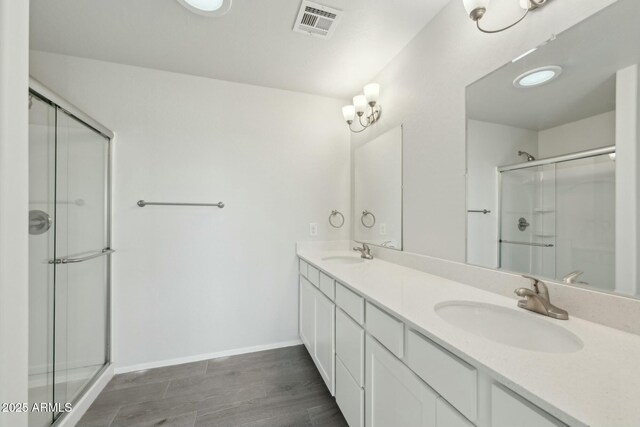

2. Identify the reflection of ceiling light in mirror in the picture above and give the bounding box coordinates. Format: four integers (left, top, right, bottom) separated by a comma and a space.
513, 66, 562, 88
176, 0, 232, 16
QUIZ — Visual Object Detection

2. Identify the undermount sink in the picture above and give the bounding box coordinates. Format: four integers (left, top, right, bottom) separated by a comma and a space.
321, 255, 365, 265
435, 301, 583, 354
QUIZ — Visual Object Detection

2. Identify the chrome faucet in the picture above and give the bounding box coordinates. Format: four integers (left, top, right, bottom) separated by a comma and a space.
353, 242, 373, 260
514, 275, 569, 320
562, 271, 588, 286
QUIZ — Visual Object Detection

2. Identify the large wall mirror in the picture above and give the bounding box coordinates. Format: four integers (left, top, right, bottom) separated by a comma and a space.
466, 0, 639, 298
354, 125, 403, 250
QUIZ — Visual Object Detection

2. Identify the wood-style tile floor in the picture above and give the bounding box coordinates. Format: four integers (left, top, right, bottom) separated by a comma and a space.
77, 345, 348, 427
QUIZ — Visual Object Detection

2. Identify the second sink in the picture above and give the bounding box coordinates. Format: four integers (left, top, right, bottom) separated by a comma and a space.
435, 301, 583, 354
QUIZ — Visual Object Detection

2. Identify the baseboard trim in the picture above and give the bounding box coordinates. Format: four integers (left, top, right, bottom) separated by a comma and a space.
114, 339, 303, 374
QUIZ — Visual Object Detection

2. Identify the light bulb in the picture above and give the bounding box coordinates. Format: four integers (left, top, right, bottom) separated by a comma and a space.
363, 83, 380, 105
342, 105, 355, 122
462, 0, 490, 20
353, 95, 367, 115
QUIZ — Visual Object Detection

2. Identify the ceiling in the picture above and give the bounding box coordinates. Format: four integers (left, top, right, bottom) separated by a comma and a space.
467, 0, 640, 131
29, 0, 450, 99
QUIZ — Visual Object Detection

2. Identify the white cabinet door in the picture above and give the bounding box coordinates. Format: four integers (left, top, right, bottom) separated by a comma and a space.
336, 355, 364, 427
492, 384, 567, 427
336, 308, 365, 386
315, 291, 335, 394
299, 277, 315, 353
436, 398, 473, 427
366, 335, 437, 427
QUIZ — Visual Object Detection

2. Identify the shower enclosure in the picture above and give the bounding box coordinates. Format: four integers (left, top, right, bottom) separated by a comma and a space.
498, 147, 615, 290
28, 79, 113, 427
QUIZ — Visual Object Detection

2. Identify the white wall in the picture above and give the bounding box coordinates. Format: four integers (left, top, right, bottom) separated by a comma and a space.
466, 120, 538, 268
0, 1, 29, 426
351, 0, 618, 262
30, 51, 351, 369
538, 111, 615, 158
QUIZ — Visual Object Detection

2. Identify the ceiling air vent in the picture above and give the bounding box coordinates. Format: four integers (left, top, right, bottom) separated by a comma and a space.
293, 1, 343, 39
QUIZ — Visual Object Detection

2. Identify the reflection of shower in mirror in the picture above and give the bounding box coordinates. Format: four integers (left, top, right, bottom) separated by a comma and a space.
518, 150, 536, 161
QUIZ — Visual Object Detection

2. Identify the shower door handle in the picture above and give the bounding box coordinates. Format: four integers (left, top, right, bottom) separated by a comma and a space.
49, 248, 115, 264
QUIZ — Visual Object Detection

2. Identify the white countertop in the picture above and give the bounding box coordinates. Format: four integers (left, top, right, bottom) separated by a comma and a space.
297, 248, 640, 427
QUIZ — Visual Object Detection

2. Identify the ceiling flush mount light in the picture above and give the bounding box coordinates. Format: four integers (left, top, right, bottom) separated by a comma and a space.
176, 0, 232, 17
342, 84, 381, 133
513, 66, 562, 88
463, 0, 550, 34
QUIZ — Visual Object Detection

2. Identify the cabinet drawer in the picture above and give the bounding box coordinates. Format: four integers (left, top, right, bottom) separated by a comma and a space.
319, 271, 335, 300
406, 330, 477, 421
307, 264, 320, 287
436, 398, 473, 427
492, 384, 567, 427
335, 282, 364, 324
366, 302, 404, 358
336, 308, 364, 386
336, 356, 364, 427
299, 258, 308, 278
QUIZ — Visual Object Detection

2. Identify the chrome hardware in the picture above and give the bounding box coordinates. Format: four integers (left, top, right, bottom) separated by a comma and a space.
518, 150, 536, 162
518, 217, 530, 231
49, 248, 115, 265
353, 243, 373, 260
500, 240, 554, 248
563, 271, 589, 286
468, 209, 491, 214
329, 210, 345, 228
514, 275, 569, 320
361, 210, 376, 228
137, 200, 224, 208
29, 210, 52, 235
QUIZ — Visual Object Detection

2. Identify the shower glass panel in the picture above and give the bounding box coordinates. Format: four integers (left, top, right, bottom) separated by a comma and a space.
555, 154, 615, 289
53, 110, 109, 414
500, 164, 556, 278
499, 154, 615, 287
28, 95, 57, 427
28, 86, 111, 426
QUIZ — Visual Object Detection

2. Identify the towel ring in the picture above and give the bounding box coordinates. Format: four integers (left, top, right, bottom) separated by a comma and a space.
361, 210, 376, 228
329, 210, 345, 228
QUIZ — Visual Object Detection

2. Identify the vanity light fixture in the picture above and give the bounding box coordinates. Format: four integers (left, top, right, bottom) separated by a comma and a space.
463, 0, 550, 34
176, 0, 232, 17
342, 83, 381, 133
513, 66, 562, 88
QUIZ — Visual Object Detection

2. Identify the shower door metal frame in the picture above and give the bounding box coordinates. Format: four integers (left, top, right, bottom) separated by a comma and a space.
497, 145, 616, 172
29, 77, 114, 426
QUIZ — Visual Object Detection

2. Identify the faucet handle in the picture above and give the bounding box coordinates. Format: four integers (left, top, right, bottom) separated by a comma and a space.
562, 271, 584, 283
521, 275, 549, 299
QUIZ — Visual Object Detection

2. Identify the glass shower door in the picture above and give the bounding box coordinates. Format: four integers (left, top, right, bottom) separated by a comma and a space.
499, 164, 556, 278
52, 109, 110, 416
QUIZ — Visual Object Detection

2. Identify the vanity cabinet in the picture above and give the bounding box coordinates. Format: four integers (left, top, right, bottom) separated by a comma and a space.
491, 385, 567, 427
406, 329, 477, 422
299, 277, 315, 351
298, 256, 570, 427
299, 275, 335, 395
366, 335, 437, 427
336, 354, 365, 427
436, 398, 474, 427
